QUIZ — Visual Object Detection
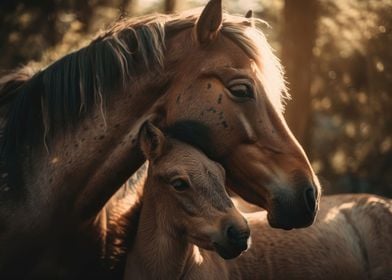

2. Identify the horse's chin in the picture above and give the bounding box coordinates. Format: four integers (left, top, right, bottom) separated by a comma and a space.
267, 211, 315, 230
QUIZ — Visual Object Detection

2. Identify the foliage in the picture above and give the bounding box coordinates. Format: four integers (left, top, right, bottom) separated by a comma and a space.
310, 0, 392, 196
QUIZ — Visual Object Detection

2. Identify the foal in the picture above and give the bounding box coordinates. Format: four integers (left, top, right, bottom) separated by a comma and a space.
122, 123, 392, 280
123, 123, 251, 279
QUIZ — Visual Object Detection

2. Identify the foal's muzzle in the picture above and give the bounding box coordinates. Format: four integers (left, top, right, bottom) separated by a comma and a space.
213, 224, 250, 259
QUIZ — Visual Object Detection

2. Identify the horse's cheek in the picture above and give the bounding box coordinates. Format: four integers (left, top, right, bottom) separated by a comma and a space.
166, 82, 206, 122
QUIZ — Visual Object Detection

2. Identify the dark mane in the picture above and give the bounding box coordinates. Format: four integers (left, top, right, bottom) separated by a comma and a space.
0, 16, 171, 189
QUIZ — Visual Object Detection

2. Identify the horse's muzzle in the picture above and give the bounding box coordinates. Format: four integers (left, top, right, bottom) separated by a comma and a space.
268, 180, 320, 230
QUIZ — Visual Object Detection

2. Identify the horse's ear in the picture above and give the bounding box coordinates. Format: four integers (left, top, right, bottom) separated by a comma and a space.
244, 10, 255, 27
139, 121, 166, 161
196, 0, 222, 44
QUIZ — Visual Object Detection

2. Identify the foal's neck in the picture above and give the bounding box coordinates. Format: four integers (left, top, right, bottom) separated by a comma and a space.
125, 178, 192, 279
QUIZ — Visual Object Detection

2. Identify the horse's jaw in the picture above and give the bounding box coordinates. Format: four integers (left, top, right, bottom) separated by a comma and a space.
223, 143, 320, 229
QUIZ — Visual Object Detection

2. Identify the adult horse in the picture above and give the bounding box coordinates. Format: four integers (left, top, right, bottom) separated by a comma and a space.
0, 0, 320, 277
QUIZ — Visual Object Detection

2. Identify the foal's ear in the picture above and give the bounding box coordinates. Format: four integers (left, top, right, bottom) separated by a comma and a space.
139, 121, 166, 161
196, 0, 222, 44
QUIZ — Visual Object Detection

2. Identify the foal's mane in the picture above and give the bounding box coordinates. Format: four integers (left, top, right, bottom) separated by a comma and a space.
0, 10, 287, 190
104, 173, 145, 276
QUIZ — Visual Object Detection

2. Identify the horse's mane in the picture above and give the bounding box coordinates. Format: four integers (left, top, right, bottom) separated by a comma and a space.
0, 10, 287, 189
0, 67, 36, 104
0, 14, 169, 189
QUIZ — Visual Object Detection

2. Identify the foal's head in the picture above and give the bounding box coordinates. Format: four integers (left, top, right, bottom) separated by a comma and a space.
139, 122, 250, 259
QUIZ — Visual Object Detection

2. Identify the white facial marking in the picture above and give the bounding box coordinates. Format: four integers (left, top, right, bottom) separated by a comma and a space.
238, 112, 256, 142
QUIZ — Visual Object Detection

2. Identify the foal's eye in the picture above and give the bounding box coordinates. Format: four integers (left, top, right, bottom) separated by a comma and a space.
228, 83, 254, 101
170, 178, 189, 191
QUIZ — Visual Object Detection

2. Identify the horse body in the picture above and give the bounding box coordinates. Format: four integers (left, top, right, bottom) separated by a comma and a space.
0, 0, 321, 276
227, 194, 392, 280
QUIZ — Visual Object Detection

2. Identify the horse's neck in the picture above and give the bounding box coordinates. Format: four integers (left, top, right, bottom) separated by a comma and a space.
27, 73, 167, 221
0, 103, 11, 193
125, 189, 191, 279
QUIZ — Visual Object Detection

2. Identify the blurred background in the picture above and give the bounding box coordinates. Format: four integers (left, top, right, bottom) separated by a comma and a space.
0, 0, 391, 197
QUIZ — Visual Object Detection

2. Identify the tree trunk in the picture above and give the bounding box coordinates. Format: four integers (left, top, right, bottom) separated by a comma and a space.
164, 0, 176, 13
282, 0, 318, 146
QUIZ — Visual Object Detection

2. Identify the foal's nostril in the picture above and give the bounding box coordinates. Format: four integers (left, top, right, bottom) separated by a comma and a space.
226, 225, 250, 246
227, 226, 239, 241
304, 187, 316, 214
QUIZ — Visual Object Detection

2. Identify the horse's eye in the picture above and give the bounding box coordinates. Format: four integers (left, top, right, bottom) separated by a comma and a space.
228, 84, 254, 100
170, 178, 189, 191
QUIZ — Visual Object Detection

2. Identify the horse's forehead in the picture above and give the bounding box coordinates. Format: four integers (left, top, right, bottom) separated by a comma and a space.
170, 30, 253, 71
164, 145, 221, 176
204, 40, 252, 70
159, 143, 208, 168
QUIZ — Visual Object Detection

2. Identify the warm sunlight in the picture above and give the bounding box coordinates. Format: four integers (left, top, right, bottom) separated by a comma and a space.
0, 0, 390, 279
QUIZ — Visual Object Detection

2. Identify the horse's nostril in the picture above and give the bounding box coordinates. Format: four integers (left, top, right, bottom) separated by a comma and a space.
304, 187, 316, 214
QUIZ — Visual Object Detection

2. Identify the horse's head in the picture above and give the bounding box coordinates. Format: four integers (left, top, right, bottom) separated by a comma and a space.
162, 0, 321, 229
139, 122, 250, 260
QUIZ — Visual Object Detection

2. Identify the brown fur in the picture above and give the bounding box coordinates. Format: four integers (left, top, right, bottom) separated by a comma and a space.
226, 194, 392, 280
103, 174, 146, 277
0, 0, 321, 277
124, 122, 250, 279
